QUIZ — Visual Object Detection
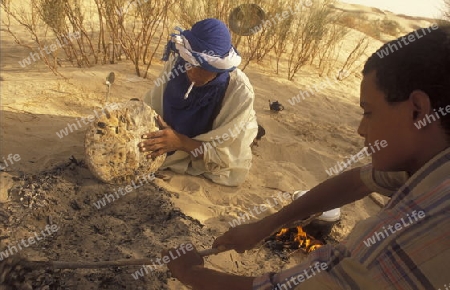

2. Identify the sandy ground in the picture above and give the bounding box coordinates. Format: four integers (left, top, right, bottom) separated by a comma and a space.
0, 2, 436, 289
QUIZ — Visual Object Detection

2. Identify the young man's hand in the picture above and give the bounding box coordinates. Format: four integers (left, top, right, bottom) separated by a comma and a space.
162, 244, 204, 285
213, 220, 272, 253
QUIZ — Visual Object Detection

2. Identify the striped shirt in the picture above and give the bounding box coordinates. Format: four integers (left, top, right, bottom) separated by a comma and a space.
253, 147, 450, 290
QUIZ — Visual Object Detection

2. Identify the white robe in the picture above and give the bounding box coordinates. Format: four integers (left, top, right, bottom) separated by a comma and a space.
143, 57, 258, 186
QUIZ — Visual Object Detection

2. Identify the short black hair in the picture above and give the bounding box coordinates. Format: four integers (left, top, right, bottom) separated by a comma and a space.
363, 24, 450, 136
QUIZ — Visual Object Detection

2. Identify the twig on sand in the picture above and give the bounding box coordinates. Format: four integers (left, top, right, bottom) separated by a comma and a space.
22, 248, 226, 270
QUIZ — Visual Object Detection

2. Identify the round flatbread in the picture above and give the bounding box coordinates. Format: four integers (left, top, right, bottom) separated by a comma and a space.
84, 100, 166, 184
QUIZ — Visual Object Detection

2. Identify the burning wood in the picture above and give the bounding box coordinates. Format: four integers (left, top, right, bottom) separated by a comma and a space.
266, 226, 324, 254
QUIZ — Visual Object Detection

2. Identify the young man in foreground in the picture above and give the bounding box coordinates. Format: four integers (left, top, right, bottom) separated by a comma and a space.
162, 25, 450, 290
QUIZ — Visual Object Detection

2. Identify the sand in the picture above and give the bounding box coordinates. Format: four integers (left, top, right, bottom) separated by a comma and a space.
0, 2, 435, 289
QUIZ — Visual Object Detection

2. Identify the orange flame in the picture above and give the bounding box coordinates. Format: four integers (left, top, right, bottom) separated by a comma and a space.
276, 228, 289, 237
274, 226, 323, 253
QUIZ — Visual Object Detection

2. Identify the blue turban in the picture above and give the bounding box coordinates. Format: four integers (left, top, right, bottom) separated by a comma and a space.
162, 18, 241, 73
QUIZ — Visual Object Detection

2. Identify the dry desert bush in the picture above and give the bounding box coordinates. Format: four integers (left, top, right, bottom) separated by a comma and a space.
94, 0, 175, 77
338, 12, 381, 40
379, 18, 401, 36
445, 0, 450, 19
337, 36, 370, 80
338, 11, 401, 38
1, 0, 372, 81
1, 0, 174, 77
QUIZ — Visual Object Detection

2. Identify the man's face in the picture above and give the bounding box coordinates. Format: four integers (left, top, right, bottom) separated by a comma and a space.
186, 66, 218, 87
358, 71, 419, 172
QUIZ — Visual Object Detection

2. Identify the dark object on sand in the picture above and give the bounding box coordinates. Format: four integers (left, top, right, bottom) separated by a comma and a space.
228, 4, 266, 36
269, 100, 284, 112
252, 124, 266, 147
256, 124, 266, 140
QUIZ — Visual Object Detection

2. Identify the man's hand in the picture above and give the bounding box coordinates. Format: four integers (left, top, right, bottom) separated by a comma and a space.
139, 115, 205, 159
139, 115, 186, 159
213, 221, 272, 253
162, 244, 204, 285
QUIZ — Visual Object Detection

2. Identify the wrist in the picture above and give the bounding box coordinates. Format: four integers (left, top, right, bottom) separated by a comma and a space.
176, 133, 190, 152
257, 216, 280, 238
178, 134, 204, 157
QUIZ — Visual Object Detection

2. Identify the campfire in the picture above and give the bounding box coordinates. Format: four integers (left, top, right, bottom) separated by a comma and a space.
265, 226, 324, 254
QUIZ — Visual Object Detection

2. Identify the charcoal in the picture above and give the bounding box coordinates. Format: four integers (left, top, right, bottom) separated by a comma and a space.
0, 256, 33, 290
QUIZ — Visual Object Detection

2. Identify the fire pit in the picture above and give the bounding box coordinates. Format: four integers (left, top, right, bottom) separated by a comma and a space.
265, 190, 341, 255
265, 225, 324, 254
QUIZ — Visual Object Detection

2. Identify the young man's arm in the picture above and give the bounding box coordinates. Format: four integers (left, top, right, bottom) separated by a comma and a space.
268, 166, 371, 227
182, 266, 255, 290
213, 167, 372, 252
165, 168, 373, 289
